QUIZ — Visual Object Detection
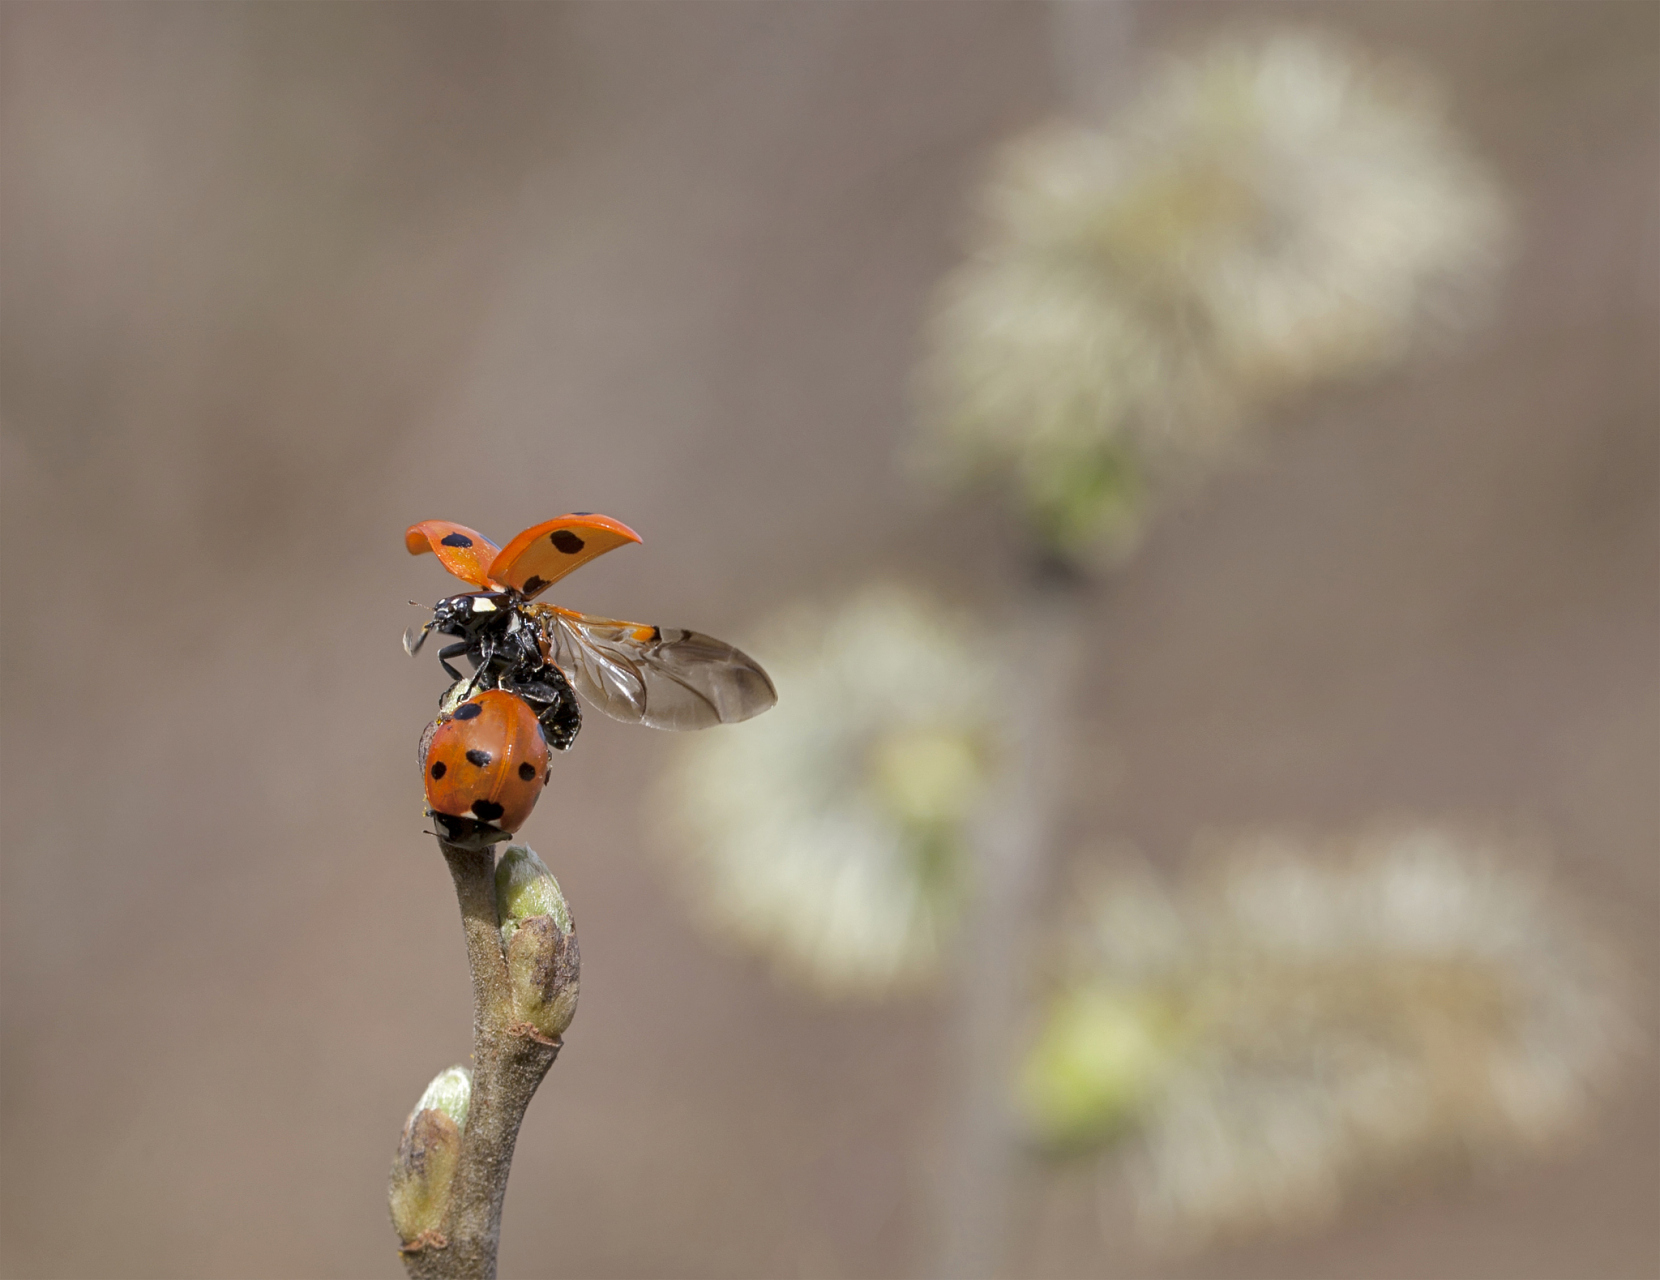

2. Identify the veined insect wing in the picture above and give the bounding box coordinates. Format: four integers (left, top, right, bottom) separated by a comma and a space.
530, 604, 777, 730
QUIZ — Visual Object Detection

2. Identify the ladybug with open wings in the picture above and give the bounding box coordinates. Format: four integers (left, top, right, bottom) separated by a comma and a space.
404, 513, 777, 754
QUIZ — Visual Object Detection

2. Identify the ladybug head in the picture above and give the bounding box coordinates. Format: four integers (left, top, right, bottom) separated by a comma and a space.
428, 811, 516, 850
404, 590, 516, 657
433, 591, 515, 637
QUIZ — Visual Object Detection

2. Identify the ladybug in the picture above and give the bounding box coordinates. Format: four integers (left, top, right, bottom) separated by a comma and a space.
404, 514, 777, 748
422, 690, 551, 849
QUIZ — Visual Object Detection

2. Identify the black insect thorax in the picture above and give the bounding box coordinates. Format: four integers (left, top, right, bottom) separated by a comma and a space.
431, 589, 516, 639
426, 590, 582, 751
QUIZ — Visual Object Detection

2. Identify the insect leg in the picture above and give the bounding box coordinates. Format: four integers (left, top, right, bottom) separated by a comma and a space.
473, 633, 500, 688
437, 642, 471, 683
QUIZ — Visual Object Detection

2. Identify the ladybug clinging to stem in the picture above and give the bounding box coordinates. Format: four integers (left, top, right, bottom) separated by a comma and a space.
407, 513, 777, 846
420, 690, 551, 847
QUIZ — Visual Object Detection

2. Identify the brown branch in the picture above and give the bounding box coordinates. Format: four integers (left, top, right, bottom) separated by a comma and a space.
443, 842, 513, 1040
398, 841, 563, 1280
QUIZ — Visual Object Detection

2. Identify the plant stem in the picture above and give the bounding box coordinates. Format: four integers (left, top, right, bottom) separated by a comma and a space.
400, 841, 561, 1280
934, 586, 1084, 1279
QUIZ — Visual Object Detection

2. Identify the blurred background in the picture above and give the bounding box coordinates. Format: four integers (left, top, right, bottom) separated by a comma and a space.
1, 3, 1655, 1278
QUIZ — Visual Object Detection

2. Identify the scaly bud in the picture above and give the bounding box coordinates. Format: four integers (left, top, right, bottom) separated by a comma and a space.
506, 914, 581, 1039
495, 845, 579, 1039
388, 1066, 471, 1247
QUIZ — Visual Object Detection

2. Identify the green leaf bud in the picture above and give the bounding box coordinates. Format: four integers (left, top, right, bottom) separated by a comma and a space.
415, 1064, 472, 1129
388, 1065, 471, 1247
495, 845, 573, 945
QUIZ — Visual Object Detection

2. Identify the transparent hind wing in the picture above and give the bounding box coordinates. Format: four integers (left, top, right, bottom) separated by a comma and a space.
530, 606, 777, 730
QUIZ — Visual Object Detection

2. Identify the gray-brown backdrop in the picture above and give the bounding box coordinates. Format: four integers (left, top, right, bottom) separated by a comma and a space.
2, 3, 1655, 1277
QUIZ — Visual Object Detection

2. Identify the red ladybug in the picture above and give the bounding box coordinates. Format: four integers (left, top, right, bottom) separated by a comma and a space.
403, 514, 777, 743
422, 690, 551, 849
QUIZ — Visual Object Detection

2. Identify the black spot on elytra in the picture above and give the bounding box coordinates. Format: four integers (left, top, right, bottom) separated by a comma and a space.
453, 702, 483, 721
440, 532, 474, 548
471, 799, 505, 822
430, 761, 447, 779
466, 748, 492, 768
521, 575, 547, 595
518, 761, 536, 781
572, 511, 593, 516
549, 530, 585, 554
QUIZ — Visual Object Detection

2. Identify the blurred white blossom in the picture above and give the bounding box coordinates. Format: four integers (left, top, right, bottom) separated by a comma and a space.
659, 586, 999, 995
919, 29, 1510, 557
1021, 828, 1630, 1248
